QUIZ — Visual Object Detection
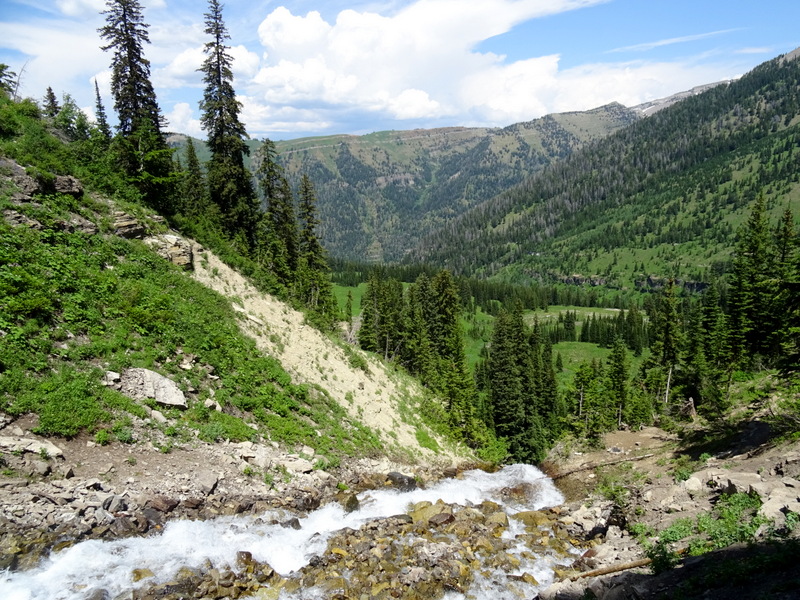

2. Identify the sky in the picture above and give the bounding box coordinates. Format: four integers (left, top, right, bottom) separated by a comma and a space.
1, 0, 798, 141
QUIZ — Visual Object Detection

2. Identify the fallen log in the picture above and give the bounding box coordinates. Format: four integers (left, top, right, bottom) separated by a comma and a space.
552, 453, 654, 480
570, 557, 651, 580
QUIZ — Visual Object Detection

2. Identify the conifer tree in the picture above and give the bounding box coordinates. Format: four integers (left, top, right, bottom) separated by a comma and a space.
180, 138, 210, 218
295, 174, 336, 319
200, 0, 258, 246
99, 0, 164, 138
99, 0, 172, 210
43, 87, 60, 118
488, 309, 525, 444
254, 139, 298, 285
93, 79, 112, 141
607, 336, 629, 427
728, 193, 775, 365
0, 64, 16, 96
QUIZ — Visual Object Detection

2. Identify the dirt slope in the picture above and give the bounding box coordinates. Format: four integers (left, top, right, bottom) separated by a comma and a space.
191, 244, 464, 464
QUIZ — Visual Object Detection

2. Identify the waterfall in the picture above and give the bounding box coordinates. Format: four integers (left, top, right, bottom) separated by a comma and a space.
1, 464, 571, 600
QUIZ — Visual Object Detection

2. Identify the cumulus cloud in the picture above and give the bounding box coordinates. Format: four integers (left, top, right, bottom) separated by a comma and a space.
166, 101, 203, 137
0, 0, 775, 139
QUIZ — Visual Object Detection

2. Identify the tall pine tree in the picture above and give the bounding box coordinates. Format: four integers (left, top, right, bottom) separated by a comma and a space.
199, 0, 258, 248
296, 174, 336, 320
93, 79, 112, 141
99, 0, 173, 211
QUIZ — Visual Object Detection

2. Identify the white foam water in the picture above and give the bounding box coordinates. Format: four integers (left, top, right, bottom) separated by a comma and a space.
0, 464, 570, 600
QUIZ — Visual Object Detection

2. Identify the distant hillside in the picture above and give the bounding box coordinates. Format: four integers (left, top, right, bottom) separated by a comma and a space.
409, 49, 800, 288
170, 103, 639, 262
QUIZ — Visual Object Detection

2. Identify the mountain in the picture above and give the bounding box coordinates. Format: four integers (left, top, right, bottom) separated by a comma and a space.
272, 103, 639, 262
409, 49, 800, 288
169, 103, 639, 263
631, 79, 736, 117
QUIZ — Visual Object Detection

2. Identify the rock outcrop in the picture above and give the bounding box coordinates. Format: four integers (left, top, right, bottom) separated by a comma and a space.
115, 368, 188, 409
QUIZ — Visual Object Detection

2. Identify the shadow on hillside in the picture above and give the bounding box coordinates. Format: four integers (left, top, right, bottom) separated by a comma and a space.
549, 538, 800, 599
676, 418, 775, 460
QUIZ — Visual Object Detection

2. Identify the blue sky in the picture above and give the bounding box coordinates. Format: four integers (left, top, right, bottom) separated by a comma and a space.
1, 0, 798, 140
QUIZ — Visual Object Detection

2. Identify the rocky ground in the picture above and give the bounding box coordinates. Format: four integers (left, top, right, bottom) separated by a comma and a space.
2, 410, 799, 599
538, 422, 800, 600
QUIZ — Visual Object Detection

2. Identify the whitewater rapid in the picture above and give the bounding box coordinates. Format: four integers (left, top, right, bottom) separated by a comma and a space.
1, 464, 569, 600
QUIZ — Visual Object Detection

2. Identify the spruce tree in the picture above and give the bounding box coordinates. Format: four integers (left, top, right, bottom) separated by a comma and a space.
99, 0, 172, 210
199, 0, 258, 246
607, 336, 629, 427
298, 175, 325, 270
295, 174, 335, 319
254, 139, 298, 285
43, 87, 60, 118
488, 309, 525, 444
180, 138, 210, 218
93, 79, 112, 141
728, 193, 775, 365
0, 64, 16, 96
99, 0, 164, 138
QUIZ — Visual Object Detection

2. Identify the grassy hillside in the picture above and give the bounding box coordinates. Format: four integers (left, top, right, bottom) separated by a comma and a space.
410, 49, 800, 288
0, 92, 465, 465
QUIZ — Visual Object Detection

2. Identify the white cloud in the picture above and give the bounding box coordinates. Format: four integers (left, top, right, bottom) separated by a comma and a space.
166, 101, 202, 137
735, 47, 773, 55
56, 0, 104, 18
0, 21, 106, 101
244, 0, 630, 131
608, 29, 740, 53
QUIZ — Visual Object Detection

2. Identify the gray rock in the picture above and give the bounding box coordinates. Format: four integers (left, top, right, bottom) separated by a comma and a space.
54, 175, 82, 197
196, 470, 219, 495
103, 495, 128, 513
31, 459, 51, 476
386, 471, 417, 491
280, 457, 314, 474
145, 234, 194, 270
683, 476, 704, 493
720, 472, 763, 496
150, 409, 168, 424
0, 436, 64, 458
0, 158, 40, 201
112, 211, 145, 239
120, 368, 186, 409
102, 371, 121, 386
758, 487, 800, 527
3, 209, 43, 229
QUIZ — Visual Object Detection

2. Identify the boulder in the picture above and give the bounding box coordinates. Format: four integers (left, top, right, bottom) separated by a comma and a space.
112, 211, 145, 239
57, 214, 97, 235
0, 436, 64, 458
148, 496, 179, 513
280, 456, 314, 474
0, 158, 39, 201
145, 234, 194, 270
758, 486, 800, 528
386, 471, 417, 491
119, 368, 187, 409
3, 209, 43, 230
54, 175, 82, 197
720, 472, 765, 496
196, 470, 219, 495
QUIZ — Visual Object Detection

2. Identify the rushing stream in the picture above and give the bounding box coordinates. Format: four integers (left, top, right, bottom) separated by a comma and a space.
1, 464, 572, 600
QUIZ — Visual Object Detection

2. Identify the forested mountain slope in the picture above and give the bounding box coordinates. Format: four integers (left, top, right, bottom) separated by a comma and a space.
275, 103, 638, 262
410, 49, 800, 287
171, 103, 637, 262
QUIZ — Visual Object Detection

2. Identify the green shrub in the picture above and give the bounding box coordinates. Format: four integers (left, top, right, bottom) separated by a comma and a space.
11, 367, 110, 437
